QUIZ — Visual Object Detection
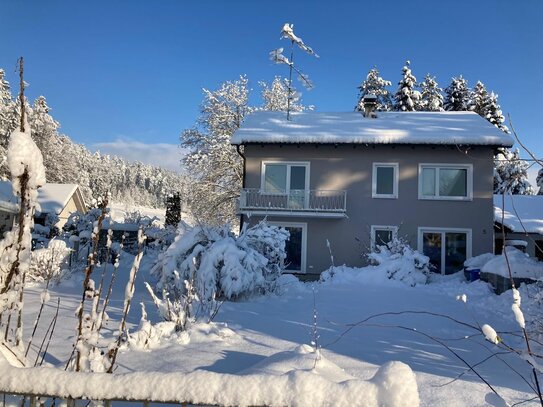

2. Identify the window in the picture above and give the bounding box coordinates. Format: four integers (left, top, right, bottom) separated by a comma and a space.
269, 221, 307, 273
372, 163, 398, 198
262, 162, 310, 209
418, 227, 472, 274
419, 164, 472, 200
371, 225, 398, 249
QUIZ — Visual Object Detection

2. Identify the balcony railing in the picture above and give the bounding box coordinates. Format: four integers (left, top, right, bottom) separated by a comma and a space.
238, 188, 347, 215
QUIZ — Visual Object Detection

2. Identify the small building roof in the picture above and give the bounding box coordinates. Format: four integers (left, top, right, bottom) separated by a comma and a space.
37, 183, 81, 215
0, 180, 86, 215
494, 194, 543, 234
232, 111, 513, 147
0, 180, 18, 214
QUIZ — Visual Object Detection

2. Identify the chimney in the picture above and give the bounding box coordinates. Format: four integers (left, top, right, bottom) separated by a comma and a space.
362, 94, 378, 118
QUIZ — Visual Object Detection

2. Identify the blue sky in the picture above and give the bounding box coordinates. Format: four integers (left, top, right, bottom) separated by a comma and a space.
1, 1, 542, 175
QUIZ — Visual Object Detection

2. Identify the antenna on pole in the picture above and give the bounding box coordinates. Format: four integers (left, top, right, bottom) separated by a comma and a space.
269, 24, 318, 121
17, 57, 25, 132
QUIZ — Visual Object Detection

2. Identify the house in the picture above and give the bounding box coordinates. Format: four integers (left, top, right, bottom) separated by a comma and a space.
231, 110, 513, 278
0, 181, 19, 235
0, 181, 87, 231
494, 194, 543, 260
35, 183, 87, 229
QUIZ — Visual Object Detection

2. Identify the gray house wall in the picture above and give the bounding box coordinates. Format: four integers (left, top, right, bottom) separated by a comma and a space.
242, 143, 496, 277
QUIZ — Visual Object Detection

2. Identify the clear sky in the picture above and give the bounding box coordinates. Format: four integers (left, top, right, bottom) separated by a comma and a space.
1, 1, 542, 175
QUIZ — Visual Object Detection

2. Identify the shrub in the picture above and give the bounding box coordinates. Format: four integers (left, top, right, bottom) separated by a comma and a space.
367, 237, 430, 286
151, 220, 289, 328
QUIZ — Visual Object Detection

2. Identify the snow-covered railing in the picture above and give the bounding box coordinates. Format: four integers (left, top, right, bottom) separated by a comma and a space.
239, 188, 347, 213
0, 356, 419, 406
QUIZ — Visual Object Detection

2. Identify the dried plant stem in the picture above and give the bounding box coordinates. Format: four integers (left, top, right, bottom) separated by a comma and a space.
74, 197, 108, 372
25, 267, 54, 357
37, 297, 60, 367
107, 232, 144, 373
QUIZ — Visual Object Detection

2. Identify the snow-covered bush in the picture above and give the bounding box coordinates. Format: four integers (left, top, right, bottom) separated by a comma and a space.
151, 220, 289, 328
28, 239, 71, 282
367, 237, 430, 286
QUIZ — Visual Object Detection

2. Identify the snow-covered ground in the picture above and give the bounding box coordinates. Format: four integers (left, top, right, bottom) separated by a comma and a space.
16, 252, 542, 406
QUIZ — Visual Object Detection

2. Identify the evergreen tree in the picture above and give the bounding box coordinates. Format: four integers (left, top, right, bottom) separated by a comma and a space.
444, 76, 470, 111
469, 81, 489, 116
469, 81, 509, 133
165, 193, 182, 226
259, 76, 307, 112
355, 67, 393, 112
0, 69, 14, 178
494, 148, 534, 195
537, 168, 543, 195
393, 61, 421, 111
485, 92, 508, 133
419, 74, 443, 111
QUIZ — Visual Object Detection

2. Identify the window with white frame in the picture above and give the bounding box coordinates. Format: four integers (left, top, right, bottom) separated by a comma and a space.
371, 225, 398, 249
261, 162, 310, 209
372, 163, 398, 198
261, 162, 309, 193
419, 164, 472, 200
418, 227, 472, 274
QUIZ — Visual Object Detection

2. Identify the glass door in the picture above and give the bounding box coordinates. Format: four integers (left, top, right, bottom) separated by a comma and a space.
421, 230, 469, 274
284, 226, 303, 271
288, 165, 307, 209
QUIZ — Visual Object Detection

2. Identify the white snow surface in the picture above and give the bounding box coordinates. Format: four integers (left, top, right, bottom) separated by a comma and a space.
11, 251, 542, 406
481, 247, 543, 278
0, 348, 418, 406
494, 194, 543, 234
231, 111, 514, 146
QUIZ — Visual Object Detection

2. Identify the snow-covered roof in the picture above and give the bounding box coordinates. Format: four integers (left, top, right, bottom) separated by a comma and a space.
232, 111, 514, 147
0, 180, 18, 213
494, 194, 543, 234
0, 181, 84, 215
37, 183, 81, 215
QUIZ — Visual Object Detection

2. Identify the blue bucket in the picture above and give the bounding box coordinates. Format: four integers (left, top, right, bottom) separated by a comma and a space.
469, 268, 481, 282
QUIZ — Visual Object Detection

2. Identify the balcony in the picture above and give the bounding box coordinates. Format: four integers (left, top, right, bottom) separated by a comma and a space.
238, 188, 347, 218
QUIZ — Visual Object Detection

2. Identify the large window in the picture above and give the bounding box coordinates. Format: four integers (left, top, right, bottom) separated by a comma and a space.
372, 163, 399, 198
262, 162, 309, 209
419, 164, 472, 200
371, 225, 398, 249
418, 228, 472, 274
269, 221, 307, 273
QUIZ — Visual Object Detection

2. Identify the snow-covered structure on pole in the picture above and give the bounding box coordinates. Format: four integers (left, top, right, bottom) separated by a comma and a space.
232, 110, 514, 277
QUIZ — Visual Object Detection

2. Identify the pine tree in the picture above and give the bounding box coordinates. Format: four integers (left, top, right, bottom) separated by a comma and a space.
355, 67, 393, 112
485, 92, 508, 133
393, 61, 421, 111
469, 81, 489, 116
165, 193, 182, 226
419, 74, 443, 111
444, 76, 470, 111
0, 69, 14, 178
537, 168, 543, 195
494, 148, 534, 195
259, 76, 307, 112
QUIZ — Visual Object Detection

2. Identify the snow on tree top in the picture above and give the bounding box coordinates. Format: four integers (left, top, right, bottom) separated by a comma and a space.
231, 111, 513, 147
494, 194, 543, 234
